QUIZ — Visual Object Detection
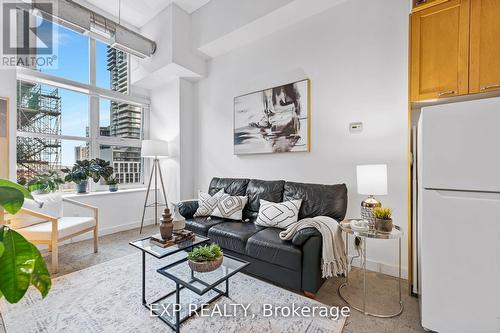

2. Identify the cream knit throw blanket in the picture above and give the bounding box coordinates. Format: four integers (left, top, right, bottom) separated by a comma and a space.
279, 216, 348, 278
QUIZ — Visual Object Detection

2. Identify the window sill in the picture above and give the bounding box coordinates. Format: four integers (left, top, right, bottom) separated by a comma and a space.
62, 187, 154, 198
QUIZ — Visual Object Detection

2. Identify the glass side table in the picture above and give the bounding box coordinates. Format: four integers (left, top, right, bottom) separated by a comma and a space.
338, 221, 404, 318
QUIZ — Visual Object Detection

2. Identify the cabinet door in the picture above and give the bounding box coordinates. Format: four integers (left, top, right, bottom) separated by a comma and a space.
410, 0, 470, 101
470, 0, 500, 94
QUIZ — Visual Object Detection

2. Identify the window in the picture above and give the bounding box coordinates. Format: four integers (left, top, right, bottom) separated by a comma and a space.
16, 21, 149, 190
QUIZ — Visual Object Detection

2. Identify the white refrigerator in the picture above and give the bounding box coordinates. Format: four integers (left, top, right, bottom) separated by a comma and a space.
418, 97, 500, 333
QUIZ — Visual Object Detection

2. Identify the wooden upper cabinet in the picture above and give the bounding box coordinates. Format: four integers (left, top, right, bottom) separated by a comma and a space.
410, 0, 470, 102
469, 0, 500, 94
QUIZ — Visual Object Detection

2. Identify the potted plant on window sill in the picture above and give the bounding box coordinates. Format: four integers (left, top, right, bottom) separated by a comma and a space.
106, 176, 119, 192
187, 243, 224, 273
18, 171, 65, 195
62, 160, 92, 193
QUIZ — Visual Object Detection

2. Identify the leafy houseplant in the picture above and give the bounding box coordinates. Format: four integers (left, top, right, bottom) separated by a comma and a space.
187, 243, 223, 273
62, 160, 92, 193
106, 176, 118, 192
18, 171, 64, 194
0, 179, 51, 303
373, 207, 393, 233
89, 158, 114, 184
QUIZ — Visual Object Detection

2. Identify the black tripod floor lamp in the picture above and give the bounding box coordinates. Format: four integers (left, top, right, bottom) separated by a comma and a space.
139, 139, 169, 234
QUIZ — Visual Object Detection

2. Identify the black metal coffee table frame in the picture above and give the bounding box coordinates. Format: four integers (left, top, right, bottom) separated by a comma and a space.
129, 235, 210, 327
129, 235, 249, 333
155, 254, 249, 333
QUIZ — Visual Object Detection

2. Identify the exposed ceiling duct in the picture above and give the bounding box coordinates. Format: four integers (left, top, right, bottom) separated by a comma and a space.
31, 0, 156, 58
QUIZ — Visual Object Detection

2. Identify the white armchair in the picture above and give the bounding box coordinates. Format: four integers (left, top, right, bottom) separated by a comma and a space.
4, 197, 98, 273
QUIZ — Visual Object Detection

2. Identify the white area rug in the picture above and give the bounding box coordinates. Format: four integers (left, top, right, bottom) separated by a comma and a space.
1, 252, 346, 333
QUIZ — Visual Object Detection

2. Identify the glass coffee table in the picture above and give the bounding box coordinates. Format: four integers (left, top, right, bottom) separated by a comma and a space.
129, 233, 210, 307
156, 254, 249, 333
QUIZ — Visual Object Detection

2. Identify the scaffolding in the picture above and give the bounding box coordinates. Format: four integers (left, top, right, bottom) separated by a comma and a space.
17, 82, 62, 180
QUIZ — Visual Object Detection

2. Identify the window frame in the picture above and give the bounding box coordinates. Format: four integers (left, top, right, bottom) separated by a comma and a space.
15, 36, 150, 192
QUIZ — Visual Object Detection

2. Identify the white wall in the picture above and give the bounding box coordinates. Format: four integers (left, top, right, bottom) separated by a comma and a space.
62, 189, 156, 243
149, 78, 195, 202
194, 0, 410, 277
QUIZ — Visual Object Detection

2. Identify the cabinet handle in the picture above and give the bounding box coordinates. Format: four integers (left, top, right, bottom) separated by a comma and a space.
480, 84, 500, 91
437, 90, 456, 97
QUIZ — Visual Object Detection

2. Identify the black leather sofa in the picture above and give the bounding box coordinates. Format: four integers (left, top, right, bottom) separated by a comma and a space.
179, 177, 348, 296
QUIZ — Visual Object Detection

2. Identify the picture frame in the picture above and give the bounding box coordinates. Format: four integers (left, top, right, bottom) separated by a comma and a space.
233, 79, 310, 155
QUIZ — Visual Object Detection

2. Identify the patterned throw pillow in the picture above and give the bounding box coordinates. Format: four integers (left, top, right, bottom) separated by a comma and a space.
194, 190, 224, 217
255, 199, 302, 229
211, 192, 248, 221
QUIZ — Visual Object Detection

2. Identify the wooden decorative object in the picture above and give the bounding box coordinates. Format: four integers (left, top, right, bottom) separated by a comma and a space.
188, 254, 224, 273
150, 230, 195, 248
159, 208, 173, 240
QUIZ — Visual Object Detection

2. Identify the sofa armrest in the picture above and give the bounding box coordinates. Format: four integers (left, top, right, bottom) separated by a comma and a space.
291, 227, 321, 246
178, 199, 199, 219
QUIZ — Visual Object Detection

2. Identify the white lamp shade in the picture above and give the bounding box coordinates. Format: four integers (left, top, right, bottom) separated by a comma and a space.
356, 164, 388, 195
141, 140, 169, 158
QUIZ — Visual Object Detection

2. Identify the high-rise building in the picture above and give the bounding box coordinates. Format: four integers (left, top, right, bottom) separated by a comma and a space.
106, 47, 142, 184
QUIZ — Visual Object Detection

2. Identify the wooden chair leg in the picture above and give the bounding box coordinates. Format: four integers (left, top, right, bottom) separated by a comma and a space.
303, 291, 316, 299
51, 241, 58, 274
93, 227, 98, 253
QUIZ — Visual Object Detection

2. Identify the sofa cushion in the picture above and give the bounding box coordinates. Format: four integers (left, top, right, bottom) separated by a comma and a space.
208, 178, 250, 196
284, 181, 348, 220
255, 199, 302, 229
185, 216, 225, 236
244, 179, 285, 220
194, 190, 224, 217
208, 222, 263, 254
211, 193, 248, 220
246, 228, 302, 271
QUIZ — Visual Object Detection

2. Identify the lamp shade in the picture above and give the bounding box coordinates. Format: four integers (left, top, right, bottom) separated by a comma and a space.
141, 140, 169, 158
356, 164, 388, 195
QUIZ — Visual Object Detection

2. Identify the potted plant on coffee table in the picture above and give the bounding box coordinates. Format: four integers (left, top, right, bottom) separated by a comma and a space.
62, 160, 92, 193
187, 243, 223, 273
373, 207, 393, 233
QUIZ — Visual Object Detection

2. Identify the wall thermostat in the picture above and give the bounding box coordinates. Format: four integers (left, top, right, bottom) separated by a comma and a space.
349, 122, 363, 134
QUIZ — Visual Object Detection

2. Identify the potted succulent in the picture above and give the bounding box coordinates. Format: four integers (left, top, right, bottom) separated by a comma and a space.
61, 160, 92, 193
106, 176, 119, 192
18, 171, 64, 194
187, 243, 223, 273
373, 207, 393, 233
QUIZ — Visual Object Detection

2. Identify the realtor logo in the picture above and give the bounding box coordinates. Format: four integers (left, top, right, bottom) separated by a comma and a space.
1, 0, 58, 68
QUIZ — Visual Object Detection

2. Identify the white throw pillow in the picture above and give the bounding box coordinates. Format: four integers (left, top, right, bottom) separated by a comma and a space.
211, 192, 248, 221
255, 199, 302, 229
8, 192, 63, 229
194, 190, 224, 217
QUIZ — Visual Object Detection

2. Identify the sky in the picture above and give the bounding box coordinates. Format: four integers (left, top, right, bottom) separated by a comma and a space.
36, 20, 112, 167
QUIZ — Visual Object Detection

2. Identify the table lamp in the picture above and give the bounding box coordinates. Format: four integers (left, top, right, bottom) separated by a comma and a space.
139, 139, 169, 234
356, 164, 388, 226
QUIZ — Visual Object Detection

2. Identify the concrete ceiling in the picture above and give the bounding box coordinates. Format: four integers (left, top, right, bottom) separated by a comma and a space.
79, 0, 211, 28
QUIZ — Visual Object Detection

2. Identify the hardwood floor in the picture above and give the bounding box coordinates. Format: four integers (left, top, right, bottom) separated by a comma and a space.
0, 225, 424, 333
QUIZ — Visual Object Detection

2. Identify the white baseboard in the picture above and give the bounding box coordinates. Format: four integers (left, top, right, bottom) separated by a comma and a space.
351, 257, 408, 279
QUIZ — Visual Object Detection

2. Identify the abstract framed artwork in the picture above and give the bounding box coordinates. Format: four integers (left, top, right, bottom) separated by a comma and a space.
234, 79, 310, 155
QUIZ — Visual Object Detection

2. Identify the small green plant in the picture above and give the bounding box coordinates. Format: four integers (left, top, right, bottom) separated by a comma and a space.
105, 176, 118, 185
19, 171, 64, 193
187, 243, 222, 262
373, 207, 392, 219
89, 158, 114, 183
62, 160, 92, 185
